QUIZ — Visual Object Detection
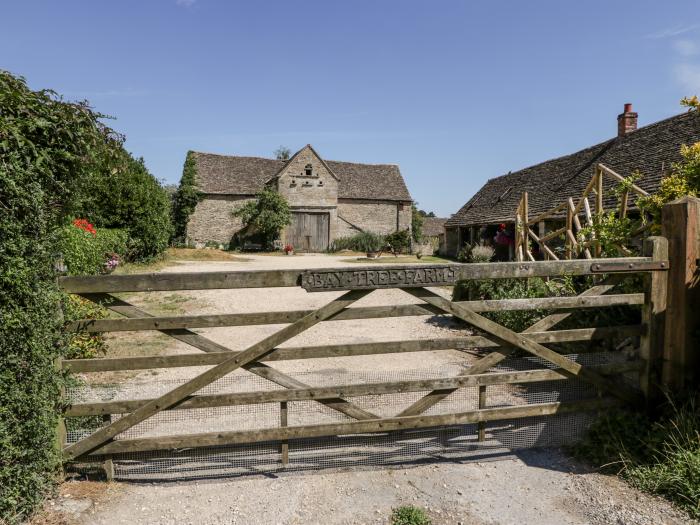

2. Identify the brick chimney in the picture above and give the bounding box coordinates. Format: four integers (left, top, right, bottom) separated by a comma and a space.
617, 103, 638, 137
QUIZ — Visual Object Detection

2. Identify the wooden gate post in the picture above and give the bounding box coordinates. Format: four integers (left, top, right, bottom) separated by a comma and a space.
639, 236, 668, 405
661, 196, 700, 391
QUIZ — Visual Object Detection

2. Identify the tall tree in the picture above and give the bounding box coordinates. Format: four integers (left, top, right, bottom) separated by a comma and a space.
274, 146, 291, 160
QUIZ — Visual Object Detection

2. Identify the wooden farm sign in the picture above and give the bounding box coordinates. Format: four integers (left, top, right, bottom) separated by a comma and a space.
301, 265, 458, 292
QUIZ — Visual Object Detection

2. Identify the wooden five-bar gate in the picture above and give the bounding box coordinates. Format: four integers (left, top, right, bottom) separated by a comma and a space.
58, 237, 669, 479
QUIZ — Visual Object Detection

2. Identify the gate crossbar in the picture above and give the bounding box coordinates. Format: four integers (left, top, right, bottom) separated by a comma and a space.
63, 289, 372, 460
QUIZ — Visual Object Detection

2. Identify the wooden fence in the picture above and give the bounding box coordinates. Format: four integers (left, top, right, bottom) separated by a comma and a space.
58, 240, 670, 477
514, 163, 651, 261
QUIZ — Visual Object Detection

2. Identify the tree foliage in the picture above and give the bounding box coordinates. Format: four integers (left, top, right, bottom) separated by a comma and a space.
233, 187, 291, 246
172, 151, 201, 245
274, 146, 291, 160
411, 203, 423, 241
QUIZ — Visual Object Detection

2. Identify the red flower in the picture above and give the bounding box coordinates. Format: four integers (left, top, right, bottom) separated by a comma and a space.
73, 218, 96, 235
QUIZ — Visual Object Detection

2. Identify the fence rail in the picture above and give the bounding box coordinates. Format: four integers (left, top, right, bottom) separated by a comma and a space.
59, 243, 669, 478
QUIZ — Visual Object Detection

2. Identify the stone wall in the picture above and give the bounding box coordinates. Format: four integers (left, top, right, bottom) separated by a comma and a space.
336, 199, 411, 238
186, 194, 252, 246
445, 226, 459, 256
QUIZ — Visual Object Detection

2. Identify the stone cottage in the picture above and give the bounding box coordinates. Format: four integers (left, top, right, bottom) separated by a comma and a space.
445, 104, 700, 257
184, 144, 413, 251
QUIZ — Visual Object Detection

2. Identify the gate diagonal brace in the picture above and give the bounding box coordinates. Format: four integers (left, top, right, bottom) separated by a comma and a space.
80, 293, 380, 423
403, 287, 641, 407
395, 279, 632, 417
64, 289, 372, 460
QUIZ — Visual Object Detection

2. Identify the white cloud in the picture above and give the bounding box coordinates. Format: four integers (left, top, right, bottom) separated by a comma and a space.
673, 63, 700, 93
176, 0, 197, 6
674, 39, 700, 57
648, 23, 700, 40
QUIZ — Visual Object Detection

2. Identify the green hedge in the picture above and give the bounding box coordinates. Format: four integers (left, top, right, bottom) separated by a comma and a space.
0, 70, 111, 523
0, 69, 166, 522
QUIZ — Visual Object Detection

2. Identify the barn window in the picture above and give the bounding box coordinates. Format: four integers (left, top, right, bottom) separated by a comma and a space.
318, 180, 323, 186
304, 163, 313, 176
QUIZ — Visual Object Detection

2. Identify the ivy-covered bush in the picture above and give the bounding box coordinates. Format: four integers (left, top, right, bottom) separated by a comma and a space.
0, 70, 118, 523
59, 220, 128, 275
171, 151, 201, 245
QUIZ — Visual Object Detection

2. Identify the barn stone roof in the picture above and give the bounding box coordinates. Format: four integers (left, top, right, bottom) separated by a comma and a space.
446, 111, 700, 227
191, 147, 412, 202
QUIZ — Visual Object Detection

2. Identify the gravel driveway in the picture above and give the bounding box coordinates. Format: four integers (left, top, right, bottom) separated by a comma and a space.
69, 254, 693, 524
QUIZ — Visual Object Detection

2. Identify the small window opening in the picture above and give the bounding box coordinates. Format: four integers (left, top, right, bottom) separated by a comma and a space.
304, 163, 313, 176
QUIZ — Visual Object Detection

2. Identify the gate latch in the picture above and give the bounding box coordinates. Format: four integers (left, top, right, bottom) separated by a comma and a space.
590, 261, 669, 273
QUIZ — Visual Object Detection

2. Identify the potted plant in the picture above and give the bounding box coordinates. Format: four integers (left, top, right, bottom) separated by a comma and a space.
283, 244, 294, 255
358, 232, 384, 259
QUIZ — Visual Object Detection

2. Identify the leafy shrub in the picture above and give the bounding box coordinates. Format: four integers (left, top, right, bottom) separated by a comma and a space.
391, 506, 431, 525
385, 229, 411, 252
171, 151, 201, 245
328, 231, 385, 252
59, 222, 128, 275
233, 187, 291, 248
62, 295, 108, 359
453, 277, 575, 331
471, 244, 495, 262
78, 153, 172, 261
457, 243, 494, 263
0, 70, 118, 523
575, 395, 700, 519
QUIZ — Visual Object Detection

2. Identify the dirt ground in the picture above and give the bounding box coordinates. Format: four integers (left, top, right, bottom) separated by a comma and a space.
57, 253, 695, 524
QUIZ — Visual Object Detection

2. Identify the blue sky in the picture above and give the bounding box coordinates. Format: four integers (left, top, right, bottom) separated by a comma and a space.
2, 1, 699, 216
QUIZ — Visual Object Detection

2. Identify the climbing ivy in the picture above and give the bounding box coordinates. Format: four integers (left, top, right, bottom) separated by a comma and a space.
171, 151, 202, 245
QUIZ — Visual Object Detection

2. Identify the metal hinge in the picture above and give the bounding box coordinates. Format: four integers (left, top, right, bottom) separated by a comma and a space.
590, 261, 669, 273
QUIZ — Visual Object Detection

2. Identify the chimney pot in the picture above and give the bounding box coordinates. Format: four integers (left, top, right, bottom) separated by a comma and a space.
617, 103, 638, 137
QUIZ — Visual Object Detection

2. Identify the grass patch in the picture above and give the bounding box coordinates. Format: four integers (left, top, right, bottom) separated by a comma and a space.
116, 247, 249, 274
339, 255, 452, 264
574, 394, 700, 519
390, 505, 431, 525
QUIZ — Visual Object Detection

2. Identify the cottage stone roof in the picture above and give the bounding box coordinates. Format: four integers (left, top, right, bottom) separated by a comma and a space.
421, 217, 447, 237
446, 111, 700, 227
191, 148, 412, 202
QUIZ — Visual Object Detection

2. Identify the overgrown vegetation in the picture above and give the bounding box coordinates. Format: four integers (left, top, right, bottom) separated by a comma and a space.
0, 70, 111, 523
0, 69, 170, 523
390, 506, 432, 525
328, 231, 385, 253
232, 187, 291, 248
171, 151, 201, 245
575, 395, 700, 519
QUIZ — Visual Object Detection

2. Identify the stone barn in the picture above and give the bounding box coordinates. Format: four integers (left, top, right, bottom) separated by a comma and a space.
184, 144, 413, 251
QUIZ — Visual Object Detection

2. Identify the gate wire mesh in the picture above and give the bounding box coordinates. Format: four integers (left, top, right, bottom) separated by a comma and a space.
66, 352, 637, 481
